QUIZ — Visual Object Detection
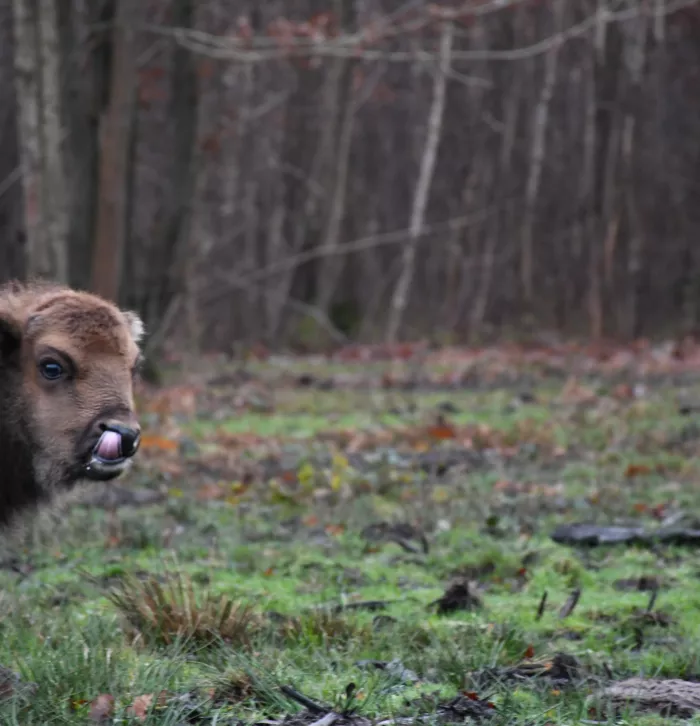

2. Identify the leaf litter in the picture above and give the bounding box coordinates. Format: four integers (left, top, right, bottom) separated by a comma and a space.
7, 342, 700, 722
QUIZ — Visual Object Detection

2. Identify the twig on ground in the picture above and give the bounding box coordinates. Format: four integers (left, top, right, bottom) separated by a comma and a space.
536, 590, 547, 620
280, 685, 327, 714
309, 713, 340, 726
558, 588, 581, 619
646, 587, 659, 613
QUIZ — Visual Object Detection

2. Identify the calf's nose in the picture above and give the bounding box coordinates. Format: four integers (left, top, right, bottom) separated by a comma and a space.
100, 421, 141, 458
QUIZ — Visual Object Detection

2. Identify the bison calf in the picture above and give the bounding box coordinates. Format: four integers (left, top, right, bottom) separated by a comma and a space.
0, 280, 145, 526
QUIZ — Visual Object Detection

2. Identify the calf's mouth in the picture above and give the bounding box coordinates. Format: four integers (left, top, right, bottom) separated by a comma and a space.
83, 427, 141, 482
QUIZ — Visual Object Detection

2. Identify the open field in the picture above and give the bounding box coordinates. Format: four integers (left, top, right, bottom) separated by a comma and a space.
4, 343, 700, 724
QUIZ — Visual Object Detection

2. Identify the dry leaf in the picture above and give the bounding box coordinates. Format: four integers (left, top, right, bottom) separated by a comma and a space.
559, 377, 597, 405
427, 419, 457, 440
625, 463, 651, 478
196, 482, 225, 501
127, 691, 168, 721
89, 694, 115, 723
139, 434, 179, 452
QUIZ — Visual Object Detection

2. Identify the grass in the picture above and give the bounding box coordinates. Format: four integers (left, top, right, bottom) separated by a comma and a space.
3, 351, 700, 723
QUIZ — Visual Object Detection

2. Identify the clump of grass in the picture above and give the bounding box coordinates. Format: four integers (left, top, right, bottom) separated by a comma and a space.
285, 608, 372, 646
209, 667, 256, 704
105, 570, 260, 649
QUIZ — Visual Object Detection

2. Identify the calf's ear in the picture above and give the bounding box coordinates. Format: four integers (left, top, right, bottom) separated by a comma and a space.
0, 309, 22, 365
123, 310, 145, 345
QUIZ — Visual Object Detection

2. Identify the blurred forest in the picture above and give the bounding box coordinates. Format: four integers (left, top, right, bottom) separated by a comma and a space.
1, 0, 700, 354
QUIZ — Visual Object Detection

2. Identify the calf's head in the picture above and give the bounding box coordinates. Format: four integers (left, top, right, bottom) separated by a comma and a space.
0, 285, 145, 507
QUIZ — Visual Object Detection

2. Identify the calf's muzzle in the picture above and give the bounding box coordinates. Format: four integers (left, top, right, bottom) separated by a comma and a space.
84, 418, 141, 482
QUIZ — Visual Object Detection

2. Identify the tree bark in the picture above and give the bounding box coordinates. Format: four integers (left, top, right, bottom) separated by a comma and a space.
57, 0, 109, 290
90, 0, 140, 302
314, 0, 358, 316
0, 0, 25, 283
386, 20, 453, 343
144, 0, 198, 324
521, 2, 564, 308
12, 0, 68, 282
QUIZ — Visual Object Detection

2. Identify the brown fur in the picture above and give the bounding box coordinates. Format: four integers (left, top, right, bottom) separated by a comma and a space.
0, 280, 145, 526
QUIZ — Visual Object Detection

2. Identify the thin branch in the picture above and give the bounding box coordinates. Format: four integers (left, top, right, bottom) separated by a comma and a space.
142, 0, 699, 65
201, 203, 512, 308
208, 270, 350, 344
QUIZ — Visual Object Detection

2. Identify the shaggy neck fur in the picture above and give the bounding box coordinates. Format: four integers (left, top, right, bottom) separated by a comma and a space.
0, 377, 45, 526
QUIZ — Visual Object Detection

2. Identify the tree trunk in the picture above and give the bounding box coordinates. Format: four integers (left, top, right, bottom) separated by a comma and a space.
90, 0, 140, 302
314, 0, 358, 315
57, 0, 109, 291
144, 0, 197, 325
386, 20, 453, 343
521, 2, 564, 309
621, 14, 648, 338
12, 0, 69, 282
0, 0, 25, 283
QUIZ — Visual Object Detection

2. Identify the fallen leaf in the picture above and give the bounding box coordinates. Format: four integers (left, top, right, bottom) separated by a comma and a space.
128, 694, 152, 720
140, 434, 178, 452
127, 691, 168, 721
559, 377, 597, 405
523, 644, 535, 659
625, 463, 651, 478
89, 694, 115, 722
493, 479, 518, 493
428, 422, 457, 440
651, 503, 667, 520
611, 383, 634, 400
196, 482, 225, 501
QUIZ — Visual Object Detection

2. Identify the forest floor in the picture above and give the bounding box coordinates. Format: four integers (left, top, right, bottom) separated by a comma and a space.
5, 341, 700, 724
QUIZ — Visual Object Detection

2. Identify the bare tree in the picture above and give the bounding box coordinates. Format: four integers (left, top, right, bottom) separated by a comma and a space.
520, 1, 564, 307
4, 0, 700, 349
314, 0, 358, 317
0, 0, 24, 283
386, 19, 454, 343
144, 0, 198, 326
90, 0, 141, 302
11, 0, 68, 282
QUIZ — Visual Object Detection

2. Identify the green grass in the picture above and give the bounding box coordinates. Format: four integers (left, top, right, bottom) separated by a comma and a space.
4, 357, 700, 724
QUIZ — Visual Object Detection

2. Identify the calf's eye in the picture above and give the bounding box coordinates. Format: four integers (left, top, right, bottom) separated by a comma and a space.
39, 360, 64, 381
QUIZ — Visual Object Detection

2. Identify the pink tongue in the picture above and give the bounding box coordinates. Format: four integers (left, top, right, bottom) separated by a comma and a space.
95, 431, 122, 460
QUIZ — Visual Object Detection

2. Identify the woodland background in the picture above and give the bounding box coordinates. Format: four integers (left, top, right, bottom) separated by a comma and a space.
1, 0, 700, 355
